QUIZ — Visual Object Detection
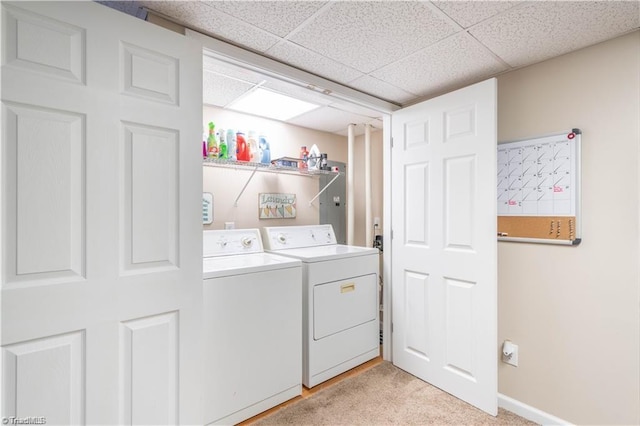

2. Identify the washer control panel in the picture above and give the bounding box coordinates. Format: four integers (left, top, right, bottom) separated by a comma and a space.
262, 225, 336, 250
203, 229, 263, 257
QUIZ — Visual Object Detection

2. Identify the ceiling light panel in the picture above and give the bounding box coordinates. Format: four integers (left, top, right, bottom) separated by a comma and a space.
227, 88, 320, 121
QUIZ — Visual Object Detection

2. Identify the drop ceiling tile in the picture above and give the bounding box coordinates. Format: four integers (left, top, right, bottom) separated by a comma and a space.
203, 1, 328, 38
372, 33, 508, 98
139, 1, 280, 52
288, 1, 458, 73
203, 71, 254, 107
266, 41, 363, 85
470, 1, 640, 68
287, 106, 374, 134
432, 1, 522, 29
348, 75, 416, 105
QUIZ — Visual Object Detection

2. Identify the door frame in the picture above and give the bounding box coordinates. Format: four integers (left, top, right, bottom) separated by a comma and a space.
181, 25, 495, 367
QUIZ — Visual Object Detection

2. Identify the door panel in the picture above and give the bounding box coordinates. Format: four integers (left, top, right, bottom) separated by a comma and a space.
392, 79, 497, 415
444, 155, 475, 249
404, 271, 430, 360
3, 331, 85, 425
405, 163, 430, 246
3, 102, 85, 285
122, 122, 179, 271
120, 312, 178, 425
1, 2, 202, 424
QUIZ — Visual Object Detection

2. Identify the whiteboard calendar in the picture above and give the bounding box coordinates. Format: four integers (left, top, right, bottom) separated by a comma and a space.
498, 130, 581, 217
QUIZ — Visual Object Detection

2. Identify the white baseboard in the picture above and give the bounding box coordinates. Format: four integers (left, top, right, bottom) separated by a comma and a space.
498, 393, 573, 425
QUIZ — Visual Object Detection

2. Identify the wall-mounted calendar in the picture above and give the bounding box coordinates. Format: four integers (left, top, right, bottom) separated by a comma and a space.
497, 129, 581, 245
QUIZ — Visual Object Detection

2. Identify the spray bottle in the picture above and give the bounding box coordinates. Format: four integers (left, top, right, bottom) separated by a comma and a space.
207, 122, 218, 158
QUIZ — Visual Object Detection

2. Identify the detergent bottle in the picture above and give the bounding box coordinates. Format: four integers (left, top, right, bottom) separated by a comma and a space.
247, 130, 259, 163
202, 127, 207, 159
299, 146, 309, 169
207, 122, 218, 158
259, 135, 271, 164
218, 128, 227, 159
226, 129, 237, 161
236, 131, 249, 162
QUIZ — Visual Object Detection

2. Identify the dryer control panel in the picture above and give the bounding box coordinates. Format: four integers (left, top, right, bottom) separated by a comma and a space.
203, 229, 264, 257
262, 225, 336, 250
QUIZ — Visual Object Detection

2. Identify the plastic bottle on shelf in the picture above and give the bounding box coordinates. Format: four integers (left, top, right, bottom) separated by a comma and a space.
259, 135, 271, 164
226, 129, 237, 161
207, 122, 218, 158
320, 153, 328, 170
299, 145, 309, 169
236, 131, 250, 162
202, 127, 207, 159
218, 128, 227, 159
247, 130, 259, 163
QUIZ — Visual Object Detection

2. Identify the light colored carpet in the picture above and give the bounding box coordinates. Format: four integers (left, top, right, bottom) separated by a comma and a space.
255, 362, 537, 425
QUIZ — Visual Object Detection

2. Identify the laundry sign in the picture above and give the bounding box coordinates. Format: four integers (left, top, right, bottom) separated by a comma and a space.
259, 193, 296, 219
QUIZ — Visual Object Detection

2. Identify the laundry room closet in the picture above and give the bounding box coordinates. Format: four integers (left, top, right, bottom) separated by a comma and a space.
194, 31, 388, 424
199, 56, 385, 246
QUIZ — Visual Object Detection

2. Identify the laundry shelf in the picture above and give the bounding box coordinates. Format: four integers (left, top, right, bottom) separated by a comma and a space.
203, 157, 342, 206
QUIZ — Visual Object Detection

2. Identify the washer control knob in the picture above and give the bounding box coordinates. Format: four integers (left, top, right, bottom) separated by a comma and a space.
277, 234, 287, 244
241, 237, 253, 248
218, 240, 228, 248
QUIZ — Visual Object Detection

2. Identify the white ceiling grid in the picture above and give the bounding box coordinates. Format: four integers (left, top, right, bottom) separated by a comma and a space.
124, 0, 639, 134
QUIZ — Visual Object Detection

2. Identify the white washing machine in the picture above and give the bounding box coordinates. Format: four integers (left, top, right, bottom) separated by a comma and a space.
202, 229, 302, 425
261, 224, 379, 388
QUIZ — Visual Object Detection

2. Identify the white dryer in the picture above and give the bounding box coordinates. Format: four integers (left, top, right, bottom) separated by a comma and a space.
262, 224, 379, 388
203, 229, 302, 425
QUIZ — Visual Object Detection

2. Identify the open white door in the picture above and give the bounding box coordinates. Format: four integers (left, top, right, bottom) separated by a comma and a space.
391, 79, 497, 415
1, 2, 202, 424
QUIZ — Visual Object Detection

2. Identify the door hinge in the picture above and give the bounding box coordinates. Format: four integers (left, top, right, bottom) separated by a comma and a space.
391, 322, 394, 333
391, 137, 394, 148
390, 229, 394, 240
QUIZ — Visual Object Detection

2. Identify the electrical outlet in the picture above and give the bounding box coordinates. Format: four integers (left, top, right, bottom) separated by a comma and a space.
502, 341, 519, 367
374, 217, 381, 227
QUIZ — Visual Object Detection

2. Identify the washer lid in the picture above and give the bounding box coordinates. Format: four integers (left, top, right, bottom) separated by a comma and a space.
203, 252, 301, 279
266, 244, 378, 263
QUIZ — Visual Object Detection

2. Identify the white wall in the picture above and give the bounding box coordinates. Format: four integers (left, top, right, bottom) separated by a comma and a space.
352, 129, 384, 248
496, 31, 640, 425
202, 106, 348, 230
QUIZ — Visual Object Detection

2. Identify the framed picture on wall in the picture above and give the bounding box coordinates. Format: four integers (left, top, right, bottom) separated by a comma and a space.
259, 193, 296, 219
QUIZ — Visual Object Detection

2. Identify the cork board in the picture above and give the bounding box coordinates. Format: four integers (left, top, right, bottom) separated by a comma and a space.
497, 129, 581, 245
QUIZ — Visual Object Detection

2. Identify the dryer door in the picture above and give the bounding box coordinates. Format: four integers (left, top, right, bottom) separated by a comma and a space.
313, 273, 377, 340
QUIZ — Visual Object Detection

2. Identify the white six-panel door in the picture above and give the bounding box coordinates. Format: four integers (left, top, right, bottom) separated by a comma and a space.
391, 79, 497, 415
1, 2, 202, 424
